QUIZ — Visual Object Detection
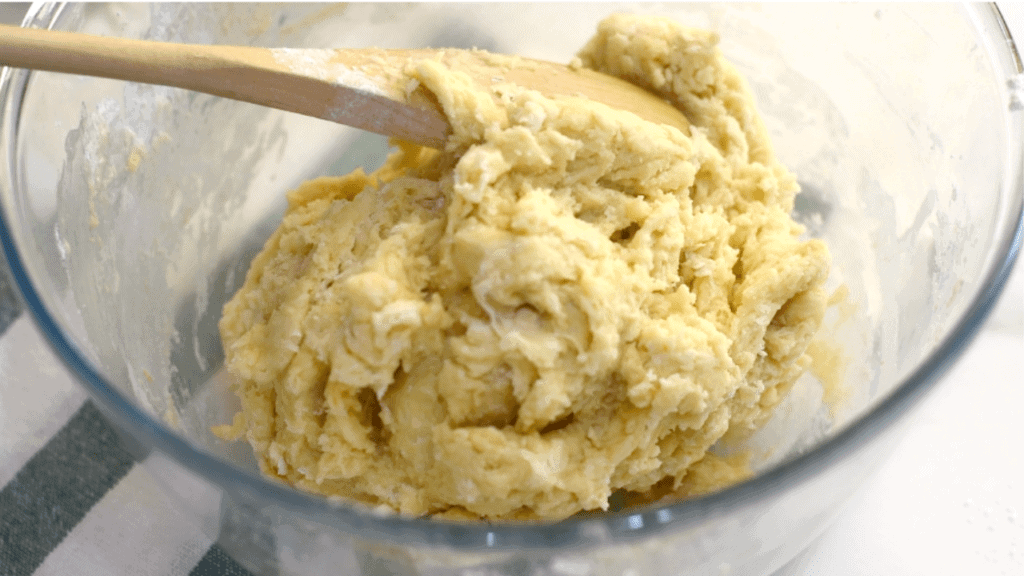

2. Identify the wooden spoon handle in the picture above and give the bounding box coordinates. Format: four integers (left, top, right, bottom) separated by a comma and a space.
0, 25, 451, 147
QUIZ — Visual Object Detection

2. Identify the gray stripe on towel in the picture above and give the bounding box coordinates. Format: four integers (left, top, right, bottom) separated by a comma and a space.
0, 401, 134, 576
188, 544, 256, 576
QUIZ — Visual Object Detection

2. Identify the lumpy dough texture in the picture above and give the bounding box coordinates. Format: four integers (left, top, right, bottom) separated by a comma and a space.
217, 14, 830, 520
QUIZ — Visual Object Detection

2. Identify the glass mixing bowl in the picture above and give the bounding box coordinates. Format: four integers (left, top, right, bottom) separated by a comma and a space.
1, 3, 1021, 575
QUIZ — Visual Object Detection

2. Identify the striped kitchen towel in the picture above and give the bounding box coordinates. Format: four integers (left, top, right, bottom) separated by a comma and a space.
0, 304, 254, 576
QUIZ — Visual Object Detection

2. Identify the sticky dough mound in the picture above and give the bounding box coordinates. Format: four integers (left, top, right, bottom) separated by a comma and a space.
217, 14, 830, 520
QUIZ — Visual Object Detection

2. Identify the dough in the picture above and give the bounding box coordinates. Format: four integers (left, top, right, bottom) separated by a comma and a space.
216, 14, 830, 520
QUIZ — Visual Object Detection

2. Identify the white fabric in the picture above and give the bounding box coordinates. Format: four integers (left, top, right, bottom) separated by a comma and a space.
0, 317, 87, 488
33, 466, 213, 576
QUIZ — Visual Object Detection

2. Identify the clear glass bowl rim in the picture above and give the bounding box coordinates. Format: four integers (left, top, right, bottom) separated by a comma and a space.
0, 1, 1021, 551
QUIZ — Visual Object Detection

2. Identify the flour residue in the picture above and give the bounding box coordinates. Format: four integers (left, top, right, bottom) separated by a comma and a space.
271, 48, 388, 96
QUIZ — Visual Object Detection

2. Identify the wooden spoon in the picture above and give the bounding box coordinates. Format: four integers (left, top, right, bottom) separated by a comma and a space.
0, 25, 690, 149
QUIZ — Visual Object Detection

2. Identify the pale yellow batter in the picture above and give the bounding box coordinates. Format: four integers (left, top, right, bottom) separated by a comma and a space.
216, 14, 830, 520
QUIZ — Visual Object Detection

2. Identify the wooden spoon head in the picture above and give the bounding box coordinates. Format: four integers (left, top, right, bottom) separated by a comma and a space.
461, 51, 692, 135
308, 47, 691, 146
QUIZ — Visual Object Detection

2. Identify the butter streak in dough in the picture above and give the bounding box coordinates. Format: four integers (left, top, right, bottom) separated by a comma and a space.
217, 14, 830, 520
